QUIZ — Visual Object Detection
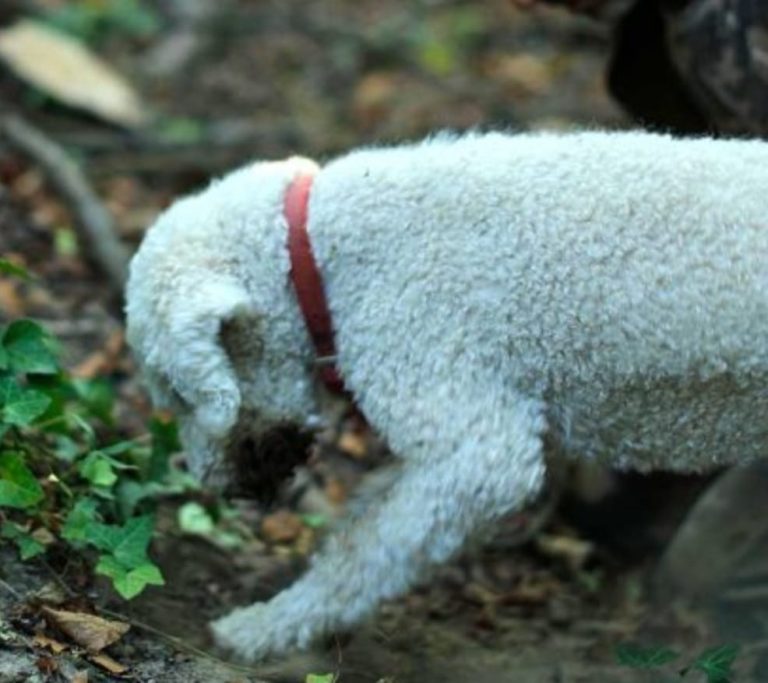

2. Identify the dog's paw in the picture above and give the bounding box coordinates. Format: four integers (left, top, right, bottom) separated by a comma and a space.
211, 604, 277, 662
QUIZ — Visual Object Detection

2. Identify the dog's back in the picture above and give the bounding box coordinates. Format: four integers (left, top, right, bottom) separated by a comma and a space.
311, 131, 768, 471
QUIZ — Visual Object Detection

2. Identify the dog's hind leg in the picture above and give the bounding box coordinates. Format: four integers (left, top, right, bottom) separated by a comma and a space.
211, 383, 548, 662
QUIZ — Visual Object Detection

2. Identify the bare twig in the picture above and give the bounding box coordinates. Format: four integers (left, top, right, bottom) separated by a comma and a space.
97, 607, 258, 673
0, 114, 129, 293
104, 601, 338, 682
38, 561, 333, 681
0, 577, 22, 600
39, 560, 263, 676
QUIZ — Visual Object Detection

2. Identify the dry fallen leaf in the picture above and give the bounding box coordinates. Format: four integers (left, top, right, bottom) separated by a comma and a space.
31, 526, 56, 546
260, 510, 303, 543
0, 21, 147, 128
500, 579, 557, 606
484, 53, 555, 98
462, 582, 500, 606
351, 71, 399, 129
72, 329, 125, 378
31, 582, 69, 606
324, 476, 347, 505
42, 607, 130, 653
33, 633, 68, 654
0, 280, 25, 317
35, 654, 58, 675
535, 534, 594, 571
71, 671, 89, 683
337, 431, 367, 459
88, 653, 128, 675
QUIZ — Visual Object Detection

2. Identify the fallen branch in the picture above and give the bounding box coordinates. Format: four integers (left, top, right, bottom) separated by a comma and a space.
0, 576, 22, 600
0, 114, 129, 293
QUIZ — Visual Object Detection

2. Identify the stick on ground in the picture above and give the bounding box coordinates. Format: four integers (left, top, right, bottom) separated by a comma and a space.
0, 114, 129, 293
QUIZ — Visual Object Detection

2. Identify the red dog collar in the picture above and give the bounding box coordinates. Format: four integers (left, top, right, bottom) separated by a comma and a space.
284, 169, 346, 394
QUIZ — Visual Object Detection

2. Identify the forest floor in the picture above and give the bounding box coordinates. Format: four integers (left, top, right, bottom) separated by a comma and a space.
1, 1, 767, 681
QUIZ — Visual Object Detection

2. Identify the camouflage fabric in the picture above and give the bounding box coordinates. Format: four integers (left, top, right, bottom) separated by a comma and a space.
513, 0, 635, 21
519, 0, 768, 134
665, 0, 768, 135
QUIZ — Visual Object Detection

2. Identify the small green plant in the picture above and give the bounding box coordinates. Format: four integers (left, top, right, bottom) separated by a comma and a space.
616, 642, 741, 682
0, 257, 194, 599
305, 674, 335, 683
38, 0, 160, 44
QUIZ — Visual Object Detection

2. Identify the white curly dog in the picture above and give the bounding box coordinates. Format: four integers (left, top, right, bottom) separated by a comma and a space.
125, 130, 768, 662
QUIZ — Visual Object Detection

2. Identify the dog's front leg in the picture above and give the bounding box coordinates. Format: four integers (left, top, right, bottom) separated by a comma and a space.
211, 386, 547, 662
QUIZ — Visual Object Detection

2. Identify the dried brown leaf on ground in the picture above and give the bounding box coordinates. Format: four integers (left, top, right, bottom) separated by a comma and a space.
0, 21, 147, 128
42, 607, 130, 653
32, 633, 68, 655
324, 477, 348, 505
88, 652, 128, 675
260, 510, 304, 544
0, 279, 25, 317
483, 53, 557, 98
30, 526, 55, 547
35, 654, 58, 675
337, 431, 367, 459
535, 534, 594, 572
71, 329, 125, 378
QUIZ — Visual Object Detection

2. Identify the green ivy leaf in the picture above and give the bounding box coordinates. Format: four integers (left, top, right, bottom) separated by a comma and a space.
0, 452, 44, 509
96, 555, 164, 599
70, 378, 115, 424
20, 536, 45, 559
42, 5, 101, 42
42, 0, 160, 43
78, 452, 118, 488
155, 117, 205, 145
0, 346, 8, 371
53, 435, 82, 463
81, 521, 119, 553
305, 674, 335, 683
1, 521, 45, 559
61, 498, 100, 543
301, 513, 327, 529
95, 554, 124, 585
0, 259, 32, 281
0, 374, 14, 399
2, 320, 58, 375
100, 441, 137, 458
84, 515, 155, 568
1, 382, 52, 426
616, 643, 680, 669
5, 389, 51, 425
24, 374, 68, 430
147, 415, 180, 481
111, 515, 154, 567
67, 412, 96, 441
119, 563, 164, 598
109, 0, 161, 38
692, 644, 740, 682
114, 479, 160, 519
178, 502, 215, 535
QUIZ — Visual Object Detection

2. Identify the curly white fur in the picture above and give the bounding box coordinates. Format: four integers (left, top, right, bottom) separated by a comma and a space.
125, 130, 768, 661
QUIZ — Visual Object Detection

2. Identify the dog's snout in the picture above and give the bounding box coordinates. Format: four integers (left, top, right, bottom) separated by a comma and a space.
223, 424, 314, 505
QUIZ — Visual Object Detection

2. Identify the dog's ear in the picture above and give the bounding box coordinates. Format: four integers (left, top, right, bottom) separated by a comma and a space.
154, 278, 253, 442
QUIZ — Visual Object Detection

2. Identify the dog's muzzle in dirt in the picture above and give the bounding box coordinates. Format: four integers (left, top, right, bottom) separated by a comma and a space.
219, 422, 315, 506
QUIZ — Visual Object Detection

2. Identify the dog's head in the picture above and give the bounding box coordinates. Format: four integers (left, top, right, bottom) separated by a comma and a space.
125, 158, 320, 496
